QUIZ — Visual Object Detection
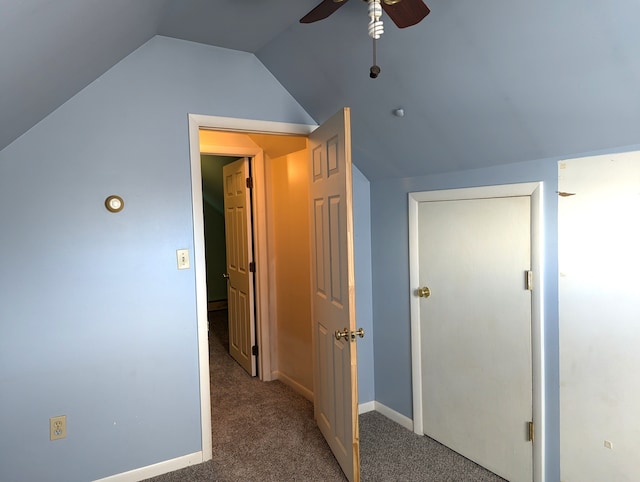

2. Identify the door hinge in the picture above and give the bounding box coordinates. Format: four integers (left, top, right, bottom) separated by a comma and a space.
246, 177, 253, 189
527, 421, 535, 442
525, 270, 533, 291
252, 345, 258, 356
249, 261, 256, 273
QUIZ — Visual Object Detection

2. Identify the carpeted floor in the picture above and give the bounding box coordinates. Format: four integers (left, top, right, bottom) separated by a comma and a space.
145, 310, 505, 482
360, 413, 506, 481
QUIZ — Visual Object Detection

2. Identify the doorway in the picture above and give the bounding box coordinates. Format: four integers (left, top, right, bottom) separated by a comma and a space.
188, 114, 316, 459
408, 182, 545, 482
200, 154, 256, 375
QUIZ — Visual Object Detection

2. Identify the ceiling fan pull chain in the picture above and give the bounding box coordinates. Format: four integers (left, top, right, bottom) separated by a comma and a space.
370, 37, 381, 78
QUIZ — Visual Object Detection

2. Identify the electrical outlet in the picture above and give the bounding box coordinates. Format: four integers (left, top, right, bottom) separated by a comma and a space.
50, 415, 66, 441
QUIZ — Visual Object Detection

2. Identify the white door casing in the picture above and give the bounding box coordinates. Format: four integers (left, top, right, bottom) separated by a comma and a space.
308, 108, 360, 482
419, 196, 533, 482
223, 157, 256, 376
409, 183, 545, 482
188, 114, 316, 461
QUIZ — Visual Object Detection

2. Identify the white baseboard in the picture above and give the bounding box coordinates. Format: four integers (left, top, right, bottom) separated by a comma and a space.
91, 403, 412, 481
273, 371, 313, 401
93, 451, 203, 482
368, 401, 414, 431
358, 401, 376, 414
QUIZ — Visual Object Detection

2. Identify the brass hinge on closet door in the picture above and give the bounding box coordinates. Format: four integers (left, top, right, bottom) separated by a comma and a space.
525, 270, 533, 291
527, 421, 535, 442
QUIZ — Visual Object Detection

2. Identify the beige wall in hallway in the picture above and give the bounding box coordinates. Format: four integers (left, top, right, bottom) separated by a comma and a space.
270, 148, 313, 394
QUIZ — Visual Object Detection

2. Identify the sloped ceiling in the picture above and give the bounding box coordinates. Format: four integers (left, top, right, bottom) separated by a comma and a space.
0, 0, 170, 156
2, 0, 640, 180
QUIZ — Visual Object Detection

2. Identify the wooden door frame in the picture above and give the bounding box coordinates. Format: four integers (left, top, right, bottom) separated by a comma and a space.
188, 114, 316, 461
408, 182, 545, 482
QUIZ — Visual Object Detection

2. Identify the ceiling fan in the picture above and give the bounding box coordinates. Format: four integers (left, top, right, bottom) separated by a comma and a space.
300, 0, 431, 78
301, 0, 430, 30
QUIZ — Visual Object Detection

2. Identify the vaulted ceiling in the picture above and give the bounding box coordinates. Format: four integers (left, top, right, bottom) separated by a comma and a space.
2, 0, 640, 180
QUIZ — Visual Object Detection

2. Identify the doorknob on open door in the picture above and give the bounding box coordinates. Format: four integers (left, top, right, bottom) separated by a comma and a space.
418, 286, 431, 298
335, 328, 365, 341
222, 273, 230, 280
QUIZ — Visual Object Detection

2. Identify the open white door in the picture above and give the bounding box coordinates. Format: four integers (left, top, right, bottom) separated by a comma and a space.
309, 108, 360, 482
223, 157, 256, 376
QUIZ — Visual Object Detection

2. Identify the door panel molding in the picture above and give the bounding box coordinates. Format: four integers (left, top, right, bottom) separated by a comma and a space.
408, 182, 545, 482
308, 108, 359, 481
223, 158, 256, 376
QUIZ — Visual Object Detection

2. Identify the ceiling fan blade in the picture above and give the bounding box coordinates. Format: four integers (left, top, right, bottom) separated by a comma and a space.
381, 0, 430, 29
300, 0, 351, 24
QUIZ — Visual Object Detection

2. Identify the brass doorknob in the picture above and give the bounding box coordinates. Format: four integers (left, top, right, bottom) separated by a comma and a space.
418, 286, 431, 298
335, 328, 365, 341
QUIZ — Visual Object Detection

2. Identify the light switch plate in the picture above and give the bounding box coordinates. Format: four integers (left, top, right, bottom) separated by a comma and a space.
177, 249, 190, 270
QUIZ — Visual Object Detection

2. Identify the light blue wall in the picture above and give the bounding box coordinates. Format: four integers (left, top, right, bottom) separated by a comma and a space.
369, 143, 640, 482
353, 165, 374, 404
0, 36, 314, 482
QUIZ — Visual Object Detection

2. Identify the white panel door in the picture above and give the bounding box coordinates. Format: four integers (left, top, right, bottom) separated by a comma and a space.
309, 108, 359, 482
223, 157, 256, 376
419, 196, 533, 482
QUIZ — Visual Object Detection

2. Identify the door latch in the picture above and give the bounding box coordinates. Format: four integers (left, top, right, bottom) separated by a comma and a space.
335, 327, 365, 341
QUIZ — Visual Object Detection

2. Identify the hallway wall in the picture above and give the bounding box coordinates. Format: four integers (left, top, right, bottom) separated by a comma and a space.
271, 148, 313, 394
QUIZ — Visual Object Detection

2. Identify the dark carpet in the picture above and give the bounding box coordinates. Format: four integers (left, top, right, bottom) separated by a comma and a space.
145, 311, 505, 481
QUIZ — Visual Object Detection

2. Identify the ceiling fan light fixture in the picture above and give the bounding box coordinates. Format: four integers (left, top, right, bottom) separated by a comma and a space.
368, 0, 384, 39
300, 0, 431, 76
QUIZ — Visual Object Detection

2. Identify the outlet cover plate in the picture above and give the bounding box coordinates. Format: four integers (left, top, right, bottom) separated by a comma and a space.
50, 415, 66, 440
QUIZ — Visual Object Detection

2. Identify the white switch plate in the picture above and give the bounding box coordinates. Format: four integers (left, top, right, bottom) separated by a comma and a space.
176, 249, 190, 270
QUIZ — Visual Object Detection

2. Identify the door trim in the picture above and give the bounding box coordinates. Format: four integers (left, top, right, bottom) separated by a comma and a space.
408, 182, 545, 482
187, 114, 316, 461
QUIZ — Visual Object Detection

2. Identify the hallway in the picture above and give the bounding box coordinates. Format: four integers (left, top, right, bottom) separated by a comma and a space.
205, 309, 346, 480
146, 309, 345, 481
